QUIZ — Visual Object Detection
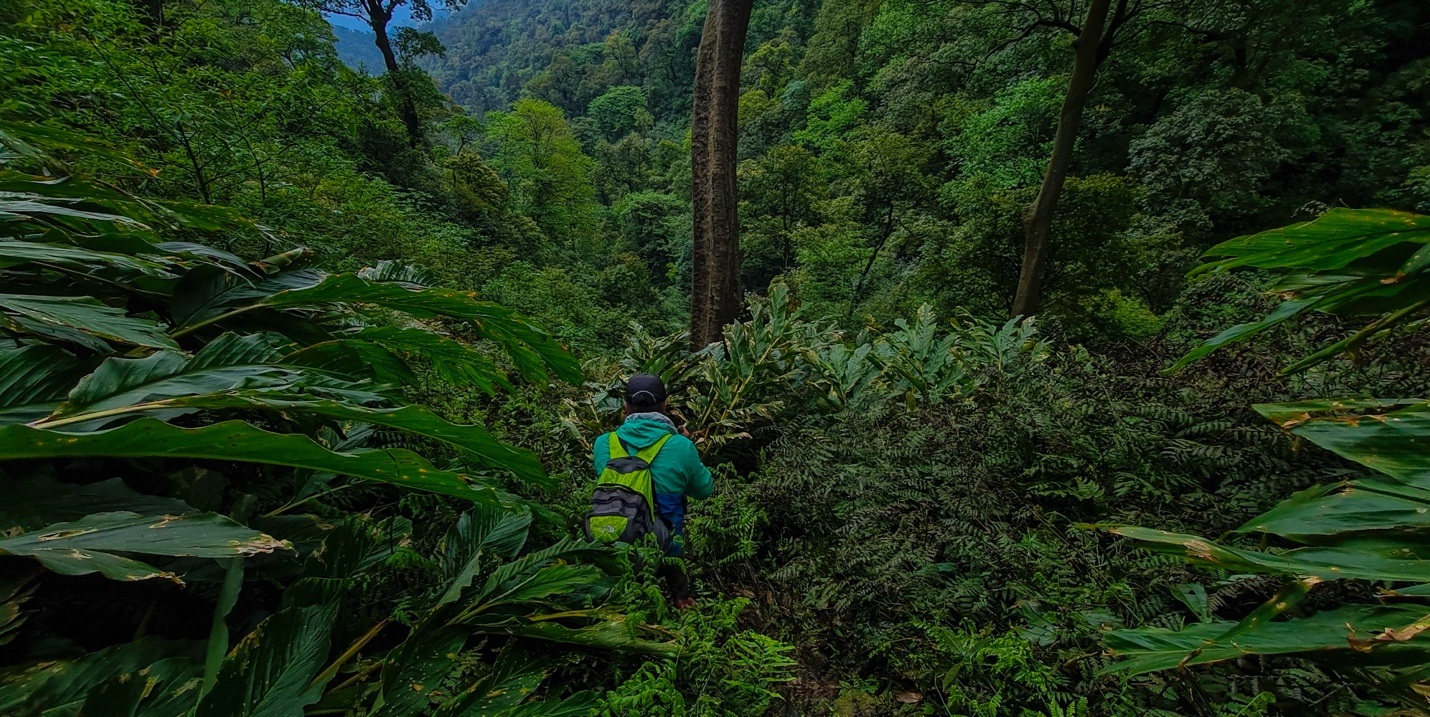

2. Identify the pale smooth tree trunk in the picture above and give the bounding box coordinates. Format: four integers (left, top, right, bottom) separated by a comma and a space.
690, 0, 753, 349
1010, 0, 1112, 317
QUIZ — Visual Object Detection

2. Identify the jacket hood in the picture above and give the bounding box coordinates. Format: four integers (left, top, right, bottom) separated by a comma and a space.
615, 414, 675, 449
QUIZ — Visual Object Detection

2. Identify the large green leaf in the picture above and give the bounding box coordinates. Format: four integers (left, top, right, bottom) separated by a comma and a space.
105, 393, 548, 486
1105, 526, 1430, 582
0, 418, 506, 505
75, 657, 203, 717
434, 507, 533, 609
0, 511, 287, 582
0, 474, 194, 532
0, 344, 82, 419
195, 603, 339, 717
0, 637, 193, 716
355, 326, 511, 394
0, 294, 177, 349
372, 624, 467, 717
1240, 480, 1430, 541
501, 616, 680, 657
1105, 604, 1430, 675
1166, 298, 1316, 373
0, 239, 168, 274
1200, 208, 1430, 273
1286, 401, 1430, 484
435, 646, 556, 716
172, 272, 579, 385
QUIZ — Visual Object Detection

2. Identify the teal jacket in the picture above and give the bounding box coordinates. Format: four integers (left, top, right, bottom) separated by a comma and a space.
593, 415, 713, 500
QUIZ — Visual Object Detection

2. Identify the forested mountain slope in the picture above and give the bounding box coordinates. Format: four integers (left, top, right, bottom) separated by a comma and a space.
427, 0, 1429, 332
3, 0, 1430, 714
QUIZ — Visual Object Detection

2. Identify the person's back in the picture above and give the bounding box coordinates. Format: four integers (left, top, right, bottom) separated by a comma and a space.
592, 374, 712, 608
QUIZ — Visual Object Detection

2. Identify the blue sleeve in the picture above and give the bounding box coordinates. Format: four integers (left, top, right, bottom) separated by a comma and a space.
675, 436, 714, 500
592, 432, 610, 477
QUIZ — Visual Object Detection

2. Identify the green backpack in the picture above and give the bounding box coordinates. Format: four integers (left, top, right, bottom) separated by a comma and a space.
584, 433, 672, 547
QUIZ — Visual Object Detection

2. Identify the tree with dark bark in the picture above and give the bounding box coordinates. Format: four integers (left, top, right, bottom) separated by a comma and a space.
297, 0, 463, 147
689, 0, 754, 349
993, 0, 1154, 317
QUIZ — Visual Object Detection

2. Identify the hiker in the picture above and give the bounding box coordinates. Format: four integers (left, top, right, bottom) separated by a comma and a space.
587, 373, 713, 609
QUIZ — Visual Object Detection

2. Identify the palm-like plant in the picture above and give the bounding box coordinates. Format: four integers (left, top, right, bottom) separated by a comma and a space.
0, 122, 670, 715
1103, 209, 1430, 703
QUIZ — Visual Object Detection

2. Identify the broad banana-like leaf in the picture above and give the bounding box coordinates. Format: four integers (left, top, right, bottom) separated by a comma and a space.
75, 657, 203, 717
284, 517, 414, 610
0, 573, 35, 648
434, 507, 533, 609
1284, 400, 1430, 484
1199, 208, 1430, 273
435, 646, 554, 716
0, 294, 177, 349
498, 693, 601, 717
0, 344, 82, 418
302, 516, 415, 579
0, 474, 194, 532
475, 563, 604, 615
87, 393, 549, 486
502, 616, 680, 657
0, 637, 193, 716
372, 624, 467, 717
17, 335, 537, 481
1167, 299, 1316, 372
1104, 526, 1430, 582
1238, 480, 1430, 540
195, 603, 339, 717
0, 238, 168, 273
470, 539, 613, 610
0, 511, 287, 582
1104, 604, 1430, 675
171, 272, 579, 385
0, 418, 506, 505
355, 326, 511, 394
1172, 209, 1430, 372
283, 338, 419, 387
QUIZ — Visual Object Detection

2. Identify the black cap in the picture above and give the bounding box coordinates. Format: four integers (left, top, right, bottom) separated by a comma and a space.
625, 373, 666, 409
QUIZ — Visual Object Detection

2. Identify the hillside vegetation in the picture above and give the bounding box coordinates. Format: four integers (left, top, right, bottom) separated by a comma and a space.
1, 0, 1429, 715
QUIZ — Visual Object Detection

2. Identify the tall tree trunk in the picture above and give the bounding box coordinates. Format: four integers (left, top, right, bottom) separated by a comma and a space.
690, 0, 753, 349
1010, 0, 1111, 318
369, 10, 424, 148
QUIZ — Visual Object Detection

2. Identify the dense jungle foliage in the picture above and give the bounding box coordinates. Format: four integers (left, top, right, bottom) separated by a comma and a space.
1, 0, 1429, 715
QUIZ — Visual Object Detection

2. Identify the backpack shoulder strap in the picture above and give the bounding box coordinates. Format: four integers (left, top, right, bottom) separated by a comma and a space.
607, 432, 628, 459
635, 434, 673, 464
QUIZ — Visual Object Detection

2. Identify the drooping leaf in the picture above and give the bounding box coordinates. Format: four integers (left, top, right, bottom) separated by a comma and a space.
434, 506, 533, 609
1200, 208, 1430, 273
0, 239, 168, 274
0, 474, 195, 532
501, 616, 679, 657
355, 326, 510, 394
76, 657, 203, 717
0, 511, 287, 582
283, 338, 418, 387
372, 623, 467, 717
0, 418, 507, 505
0, 344, 83, 419
195, 603, 339, 717
1104, 604, 1430, 675
1105, 526, 1430, 582
0, 294, 177, 349
1286, 400, 1430, 484
172, 272, 579, 385
1166, 298, 1316, 373
95, 393, 550, 486
0, 637, 193, 716
436, 645, 554, 716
